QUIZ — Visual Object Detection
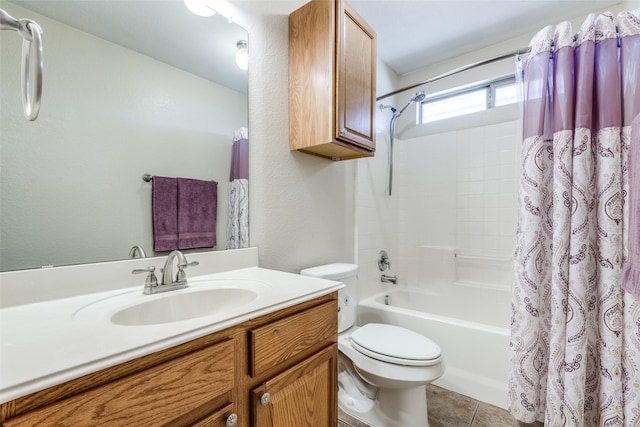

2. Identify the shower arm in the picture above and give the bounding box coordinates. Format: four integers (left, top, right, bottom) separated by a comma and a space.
1, 8, 43, 121
388, 114, 399, 196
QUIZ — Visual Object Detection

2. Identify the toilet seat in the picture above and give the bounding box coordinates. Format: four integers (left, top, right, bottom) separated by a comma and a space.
350, 323, 441, 367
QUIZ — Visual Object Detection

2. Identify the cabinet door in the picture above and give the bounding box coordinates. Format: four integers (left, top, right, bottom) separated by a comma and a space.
251, 345, 337, 427
336, 0, 376, 151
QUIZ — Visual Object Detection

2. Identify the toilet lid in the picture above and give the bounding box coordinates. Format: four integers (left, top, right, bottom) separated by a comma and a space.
350, 323, 441, 366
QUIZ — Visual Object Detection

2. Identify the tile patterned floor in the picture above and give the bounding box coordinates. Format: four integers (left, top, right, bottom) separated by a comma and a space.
338, 385, 544, 427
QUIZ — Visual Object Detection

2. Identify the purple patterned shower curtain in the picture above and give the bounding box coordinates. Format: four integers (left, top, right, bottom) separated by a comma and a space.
509, 9, 640, 427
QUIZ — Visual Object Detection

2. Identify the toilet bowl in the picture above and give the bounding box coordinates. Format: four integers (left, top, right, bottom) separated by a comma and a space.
300, 263, 444, 427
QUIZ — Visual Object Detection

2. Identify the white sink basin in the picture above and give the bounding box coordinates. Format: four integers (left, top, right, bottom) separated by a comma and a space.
111, 287, 258, 326
72, 278, 269, 326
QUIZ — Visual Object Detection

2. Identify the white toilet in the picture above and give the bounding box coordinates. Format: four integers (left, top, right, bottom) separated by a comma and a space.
300, 263, 444, 427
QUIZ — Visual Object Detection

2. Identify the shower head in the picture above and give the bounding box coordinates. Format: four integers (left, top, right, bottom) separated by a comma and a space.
411, 91, 426, 103
397, 90, 426, 116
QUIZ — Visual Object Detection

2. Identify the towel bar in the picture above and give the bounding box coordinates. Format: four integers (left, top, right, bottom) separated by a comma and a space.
143, 174, 216, 183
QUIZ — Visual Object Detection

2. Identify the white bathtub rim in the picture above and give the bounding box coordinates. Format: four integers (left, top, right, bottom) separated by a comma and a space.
360, 290, 510, 337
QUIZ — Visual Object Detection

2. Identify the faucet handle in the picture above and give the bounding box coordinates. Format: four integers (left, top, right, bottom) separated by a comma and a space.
176, 260, 199, 281
132, 266, 158, 293
378, 250, 391, 271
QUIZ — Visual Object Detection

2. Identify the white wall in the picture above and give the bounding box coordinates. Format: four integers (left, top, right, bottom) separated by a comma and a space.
231, 5, 356, 273
0, 2, 248, 271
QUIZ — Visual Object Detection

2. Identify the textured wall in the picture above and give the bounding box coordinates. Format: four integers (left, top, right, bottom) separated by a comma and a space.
239, 6, 357, 273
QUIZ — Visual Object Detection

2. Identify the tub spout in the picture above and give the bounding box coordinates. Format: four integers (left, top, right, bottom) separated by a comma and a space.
381, 274, 397, 285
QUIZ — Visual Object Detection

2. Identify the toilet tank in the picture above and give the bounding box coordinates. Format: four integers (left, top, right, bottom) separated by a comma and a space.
300, 263, 358, 333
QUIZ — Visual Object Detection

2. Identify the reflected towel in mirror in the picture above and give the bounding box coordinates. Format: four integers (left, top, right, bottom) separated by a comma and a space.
152, 176, 218, 252
177, 178, 217, 250
152, 176, 179, 251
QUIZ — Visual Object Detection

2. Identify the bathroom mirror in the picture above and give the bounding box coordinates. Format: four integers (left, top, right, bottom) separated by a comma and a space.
0, 0, 248, 271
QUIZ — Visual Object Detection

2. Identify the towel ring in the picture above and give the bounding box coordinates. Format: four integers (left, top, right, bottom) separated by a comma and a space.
21, 20, 43, 121
0, 9, 44, 121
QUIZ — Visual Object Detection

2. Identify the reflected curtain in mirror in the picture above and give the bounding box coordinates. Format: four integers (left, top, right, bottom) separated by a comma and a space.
227, 127, 249, 249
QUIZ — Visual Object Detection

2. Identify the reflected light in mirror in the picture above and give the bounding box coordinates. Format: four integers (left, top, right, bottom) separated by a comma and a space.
236, 40, 248, 71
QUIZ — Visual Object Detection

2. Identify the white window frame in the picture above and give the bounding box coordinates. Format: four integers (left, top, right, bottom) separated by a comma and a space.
418, 76, 517, 124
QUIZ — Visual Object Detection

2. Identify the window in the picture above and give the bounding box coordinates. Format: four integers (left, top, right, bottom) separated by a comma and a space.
419, 76, 517, 124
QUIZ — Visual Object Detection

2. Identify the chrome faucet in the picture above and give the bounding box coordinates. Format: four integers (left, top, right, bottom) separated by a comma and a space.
132, 250, 199, 295
381, 274, 398, 285
128, 245, 147, 258
161, 250, 199, 287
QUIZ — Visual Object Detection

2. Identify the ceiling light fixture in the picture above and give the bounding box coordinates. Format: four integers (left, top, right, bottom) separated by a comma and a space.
183, 0, 216, 17
236, 40, 248, 71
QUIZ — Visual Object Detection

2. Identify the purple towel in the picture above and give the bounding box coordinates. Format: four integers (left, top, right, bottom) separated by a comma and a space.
177, 178, 217, 250
152, 176, 179, 252
623, 114, 640, 299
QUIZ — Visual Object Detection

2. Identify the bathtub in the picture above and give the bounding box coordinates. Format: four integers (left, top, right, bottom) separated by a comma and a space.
357, 285, 511, 409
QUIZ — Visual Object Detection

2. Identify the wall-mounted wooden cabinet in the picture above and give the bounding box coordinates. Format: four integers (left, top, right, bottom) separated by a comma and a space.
0, 293, 338, 427
289, 0, 377, 161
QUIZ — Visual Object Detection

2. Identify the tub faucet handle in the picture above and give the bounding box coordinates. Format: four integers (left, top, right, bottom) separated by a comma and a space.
378, 250, 391, 271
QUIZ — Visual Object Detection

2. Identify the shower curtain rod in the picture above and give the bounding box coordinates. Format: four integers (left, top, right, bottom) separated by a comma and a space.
376, 46, 532, 101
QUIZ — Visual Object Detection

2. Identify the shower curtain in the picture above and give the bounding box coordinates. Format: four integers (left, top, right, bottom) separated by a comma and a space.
509, 9, 640, 427
227, 127, 249, 249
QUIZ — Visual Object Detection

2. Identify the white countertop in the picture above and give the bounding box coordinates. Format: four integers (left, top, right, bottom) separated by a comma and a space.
0, 266, 343, 403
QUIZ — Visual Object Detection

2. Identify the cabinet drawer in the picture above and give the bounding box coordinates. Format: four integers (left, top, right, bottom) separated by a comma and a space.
4, 339, 235, 426
192, 403, 237, 427
249, 301, 337, 377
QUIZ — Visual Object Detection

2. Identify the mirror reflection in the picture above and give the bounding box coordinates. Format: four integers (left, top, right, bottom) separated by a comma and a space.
0, 0, 249, 271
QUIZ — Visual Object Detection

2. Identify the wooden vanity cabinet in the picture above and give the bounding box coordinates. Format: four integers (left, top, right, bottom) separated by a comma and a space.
0, 293, 338, 427
289, 0, 376, 160
248, 300, 338, 426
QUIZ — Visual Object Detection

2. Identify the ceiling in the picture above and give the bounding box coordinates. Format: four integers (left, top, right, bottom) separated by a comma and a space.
348, 0, 625, 75
240, 0, 625, 75
7, 0, 626, 89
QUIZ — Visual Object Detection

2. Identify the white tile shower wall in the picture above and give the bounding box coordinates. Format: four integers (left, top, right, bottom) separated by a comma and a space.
396, 131, 458, 286
355, 116, 522, 290
455, 120, 520, 258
